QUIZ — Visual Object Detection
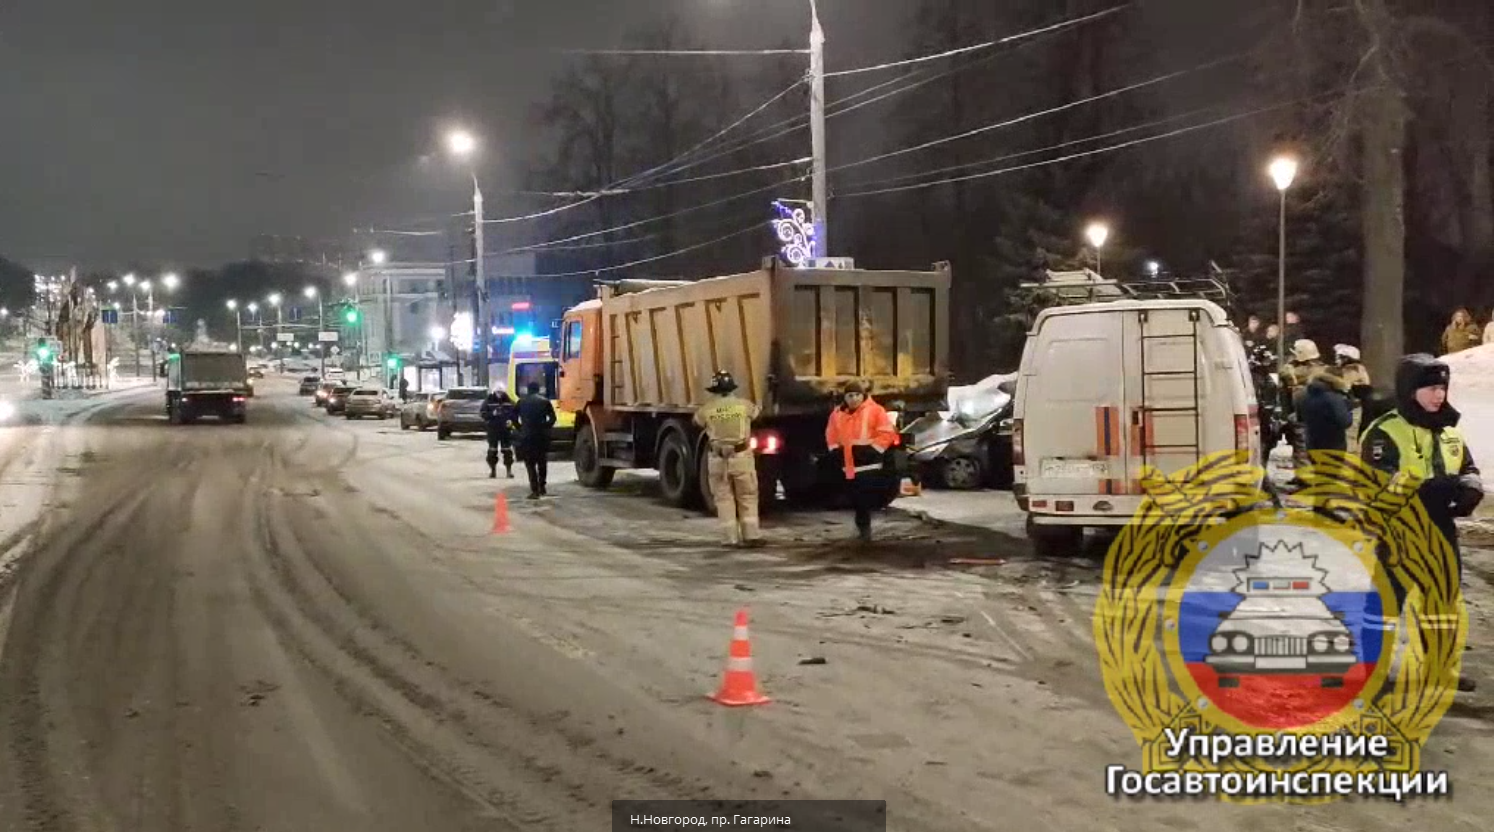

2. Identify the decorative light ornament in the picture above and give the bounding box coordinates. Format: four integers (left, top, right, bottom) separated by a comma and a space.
771, 199, 817, 268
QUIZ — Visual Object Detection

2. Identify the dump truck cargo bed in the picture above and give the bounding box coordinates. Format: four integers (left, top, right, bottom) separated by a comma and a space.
595, 263, 950, 416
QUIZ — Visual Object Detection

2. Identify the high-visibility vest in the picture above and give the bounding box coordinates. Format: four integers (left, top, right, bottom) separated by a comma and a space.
1365, 412, 1467, 480
827, 400, 898, 479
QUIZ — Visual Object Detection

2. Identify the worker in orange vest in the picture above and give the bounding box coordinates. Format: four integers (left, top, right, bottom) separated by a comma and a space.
825, 379, 900, 543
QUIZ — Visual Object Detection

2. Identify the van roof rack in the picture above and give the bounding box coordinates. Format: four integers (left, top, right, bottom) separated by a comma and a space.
1018, 269, 1234, 307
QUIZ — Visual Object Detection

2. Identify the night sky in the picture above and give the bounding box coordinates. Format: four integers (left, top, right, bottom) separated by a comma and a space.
0, 0, 918, 271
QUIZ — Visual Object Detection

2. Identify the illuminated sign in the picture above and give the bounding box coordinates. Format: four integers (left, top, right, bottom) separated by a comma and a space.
771, 199, 816, 268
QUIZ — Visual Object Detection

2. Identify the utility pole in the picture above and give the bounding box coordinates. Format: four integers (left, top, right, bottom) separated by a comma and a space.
808, 0, 828, 259
473, 180, 488, 387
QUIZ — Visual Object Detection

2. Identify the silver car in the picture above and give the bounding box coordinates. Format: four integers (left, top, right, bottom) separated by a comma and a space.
399, 392, 439, 431
435, 387, 488, 439
344, 388, 396, 420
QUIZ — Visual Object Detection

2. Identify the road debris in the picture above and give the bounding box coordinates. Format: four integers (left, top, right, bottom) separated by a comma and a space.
797, 656, 828, 666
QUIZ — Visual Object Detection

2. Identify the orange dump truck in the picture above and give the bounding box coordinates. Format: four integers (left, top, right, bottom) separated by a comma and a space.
556, 258, 952, 510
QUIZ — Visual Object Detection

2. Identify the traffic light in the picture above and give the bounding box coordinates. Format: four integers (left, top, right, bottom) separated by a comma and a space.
344, 308, 359, 324
385, 354, 400, 370
35, 344, 51, 363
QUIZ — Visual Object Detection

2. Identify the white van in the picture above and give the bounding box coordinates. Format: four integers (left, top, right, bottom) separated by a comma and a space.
1012, 297, 1261, 557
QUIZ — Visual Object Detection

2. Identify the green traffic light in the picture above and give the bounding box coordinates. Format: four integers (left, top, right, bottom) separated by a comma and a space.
385, 357, 398, 369
345, 309, 358, 323
36, 347, 51, 361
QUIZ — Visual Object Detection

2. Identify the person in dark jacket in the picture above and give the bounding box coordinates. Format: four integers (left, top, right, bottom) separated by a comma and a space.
514, 381, 557, 498
1361, 353, 1483, 693
1295, 366, 1354, 453
479, 385, 516, 480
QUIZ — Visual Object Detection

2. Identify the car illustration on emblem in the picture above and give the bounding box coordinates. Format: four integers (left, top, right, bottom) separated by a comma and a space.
1204, 542, 1357, 689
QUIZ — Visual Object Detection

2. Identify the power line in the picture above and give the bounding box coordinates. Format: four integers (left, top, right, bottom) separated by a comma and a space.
490, 220, 765, 279
823, 4, 1129, 78
615, 7, 1105, 188
512, 158, 810, 198
825, 52, 1248, 178
480, 77, 805, 225
609, 78, 806, 190
555, 47, 809, 56
505, 173, 805, 254
841, 104, 1231, 190
835, 103, 1291, 198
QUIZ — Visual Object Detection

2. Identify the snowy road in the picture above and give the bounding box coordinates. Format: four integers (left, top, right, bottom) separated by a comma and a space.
0, 377, 1491, 831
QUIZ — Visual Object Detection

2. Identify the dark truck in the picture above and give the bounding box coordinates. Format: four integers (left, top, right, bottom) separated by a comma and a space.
166, 348, 249, 424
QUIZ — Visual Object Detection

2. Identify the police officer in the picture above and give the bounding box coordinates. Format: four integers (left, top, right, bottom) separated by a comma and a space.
1361, 353, 1483, 693
480, 384, 516, 480
514, 381, 556, 499
693, 371, 764, 548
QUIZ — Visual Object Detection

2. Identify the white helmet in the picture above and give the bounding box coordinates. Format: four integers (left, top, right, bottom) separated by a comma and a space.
1333, 344, 1360, 363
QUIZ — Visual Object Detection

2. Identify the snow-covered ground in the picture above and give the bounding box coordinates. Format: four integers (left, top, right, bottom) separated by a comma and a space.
1442, 345, 1494, 469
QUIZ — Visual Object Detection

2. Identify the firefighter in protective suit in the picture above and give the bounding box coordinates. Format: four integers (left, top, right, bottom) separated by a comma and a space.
693, 371, 765, 547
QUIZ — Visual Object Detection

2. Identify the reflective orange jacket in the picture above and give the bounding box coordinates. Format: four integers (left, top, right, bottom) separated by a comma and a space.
825, 398, 899, 479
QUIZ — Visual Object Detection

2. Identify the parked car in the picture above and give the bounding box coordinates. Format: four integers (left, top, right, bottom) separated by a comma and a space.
297, 375, 321, 395
248, 366, 267, 379
324, 384, 356, 415
434, 386, 488, 439
400, 392, 440, 431
345, 388, 396, 419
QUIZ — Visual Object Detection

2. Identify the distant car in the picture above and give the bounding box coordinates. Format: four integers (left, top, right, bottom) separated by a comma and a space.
400, 392, 440, 431
324, 384, 356, 414
248, 367, 266, 380
435, 386, 488, 439
298, 375, 321, 395
345, 388, 395, 419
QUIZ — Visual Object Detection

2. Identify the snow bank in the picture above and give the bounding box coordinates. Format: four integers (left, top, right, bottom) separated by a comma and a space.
1440, 345, 1494, 468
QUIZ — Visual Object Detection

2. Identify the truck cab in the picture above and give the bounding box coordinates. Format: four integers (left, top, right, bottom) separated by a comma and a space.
505, 333, 576, 445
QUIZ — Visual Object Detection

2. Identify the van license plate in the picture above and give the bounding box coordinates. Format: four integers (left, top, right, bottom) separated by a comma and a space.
1040, 459, 1110, 479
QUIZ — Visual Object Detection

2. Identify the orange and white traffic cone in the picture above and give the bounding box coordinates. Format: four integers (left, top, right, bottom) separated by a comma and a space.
491, 493, 511, 534
710, 609, 770, 707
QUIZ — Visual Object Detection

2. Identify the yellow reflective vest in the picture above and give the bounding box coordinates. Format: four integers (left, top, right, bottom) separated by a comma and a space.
1361, 411, 1467, 480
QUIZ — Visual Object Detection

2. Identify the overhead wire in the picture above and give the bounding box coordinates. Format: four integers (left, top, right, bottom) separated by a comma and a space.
840, 104, 1232, 190
823, 4, 1128, 78
835, 103, 1295, 198
489, 220, 766, 278
825, 52, 1249, 178
480, 77, 805, 226
620, 5, 1129, 186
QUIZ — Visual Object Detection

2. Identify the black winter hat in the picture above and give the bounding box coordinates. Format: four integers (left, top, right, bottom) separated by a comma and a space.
1393, 353, 1451, 402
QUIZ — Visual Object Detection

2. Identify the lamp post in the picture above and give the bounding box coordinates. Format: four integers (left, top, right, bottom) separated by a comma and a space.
122, 273, 142, 376
366, 250, 390, 379
1269, 155, 1299, 367
808, 0, 828, 257
447, 129, 489, 386
1085, 222, 1110, 278
268, 292, 284, 373
226, 299, 244, 353
305, 285, 325, 376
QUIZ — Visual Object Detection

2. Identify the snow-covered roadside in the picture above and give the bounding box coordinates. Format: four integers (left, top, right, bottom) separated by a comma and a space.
1441, 345, 1494, 472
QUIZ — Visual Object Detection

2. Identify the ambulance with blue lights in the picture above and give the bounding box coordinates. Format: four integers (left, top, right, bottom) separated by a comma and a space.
505, 333, 575, 447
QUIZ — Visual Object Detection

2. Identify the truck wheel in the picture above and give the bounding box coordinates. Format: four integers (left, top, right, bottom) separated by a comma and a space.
657, 429, 701, 509
573, 423, 615, 489
1026, 516, 1084, 559
696, 449, 716, 514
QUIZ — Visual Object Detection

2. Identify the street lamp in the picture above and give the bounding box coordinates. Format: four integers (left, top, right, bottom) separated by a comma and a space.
122, 273, 136, 287
368, 249, 387, 265
226, 299, 244, 353
107, 280, 118, 292
1146, 260, 1161, 277
161, 273, 179, 291
446, 126, 489, 385
1268, 154, 1299, 366
1085, 222, 1110, 277
342, 271, 358, 288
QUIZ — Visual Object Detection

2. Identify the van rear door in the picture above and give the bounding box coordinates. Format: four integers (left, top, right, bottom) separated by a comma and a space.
1019, 311, 1131, 496
1121, 306, 1211, 478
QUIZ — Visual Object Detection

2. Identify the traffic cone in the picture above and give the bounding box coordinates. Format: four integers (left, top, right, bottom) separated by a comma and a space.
900, 477, 921, 497
491, 493, 510, 534
711, 609, 770, 707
